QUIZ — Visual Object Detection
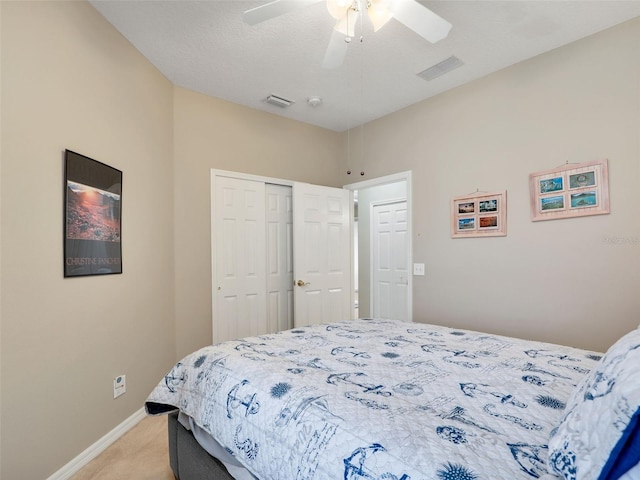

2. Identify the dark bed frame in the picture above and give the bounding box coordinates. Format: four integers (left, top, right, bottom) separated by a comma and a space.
167, 412, 236, 480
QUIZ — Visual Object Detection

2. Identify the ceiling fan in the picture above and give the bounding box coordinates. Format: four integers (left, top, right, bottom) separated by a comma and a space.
243, 0, 452, 69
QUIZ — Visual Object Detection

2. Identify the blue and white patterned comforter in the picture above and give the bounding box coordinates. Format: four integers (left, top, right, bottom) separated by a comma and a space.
146, 318, 602, 480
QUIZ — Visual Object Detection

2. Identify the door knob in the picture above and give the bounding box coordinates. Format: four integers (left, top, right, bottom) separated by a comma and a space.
296, 280, 310, 287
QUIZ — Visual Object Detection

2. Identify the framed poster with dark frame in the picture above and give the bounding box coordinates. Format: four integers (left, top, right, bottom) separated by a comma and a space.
451, 190, 507, 238
529, 159, 609, 222
64, 150, 122, 277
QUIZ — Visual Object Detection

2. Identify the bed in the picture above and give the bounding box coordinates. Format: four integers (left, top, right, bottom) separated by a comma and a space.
146, 318, 640, 480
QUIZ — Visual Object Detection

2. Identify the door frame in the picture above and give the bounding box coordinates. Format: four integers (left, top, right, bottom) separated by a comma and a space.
343, 171, 413, 322
210, 169, 355, 339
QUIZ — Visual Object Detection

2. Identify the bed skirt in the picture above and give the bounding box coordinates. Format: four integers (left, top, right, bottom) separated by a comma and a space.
168, 411, 235, 480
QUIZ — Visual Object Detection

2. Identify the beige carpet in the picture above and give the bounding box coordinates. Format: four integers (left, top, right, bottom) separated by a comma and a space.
69, 415, 174, 480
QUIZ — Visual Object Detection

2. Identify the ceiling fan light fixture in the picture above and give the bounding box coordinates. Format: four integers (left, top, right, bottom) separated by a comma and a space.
368, 0, 393, 31
326, 0, 352, 19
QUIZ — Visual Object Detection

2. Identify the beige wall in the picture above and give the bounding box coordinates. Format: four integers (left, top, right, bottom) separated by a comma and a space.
1, 2, 343, 477
1, 2, 176, 478
172, 88, 344, 358
342, 18, 640, 352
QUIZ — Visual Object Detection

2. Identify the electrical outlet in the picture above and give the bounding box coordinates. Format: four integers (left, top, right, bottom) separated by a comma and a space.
113, 375, 126, 399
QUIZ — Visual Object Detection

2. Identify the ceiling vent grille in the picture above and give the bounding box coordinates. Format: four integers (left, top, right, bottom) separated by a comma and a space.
264, 94, 295, 108
417, 56, 464, 82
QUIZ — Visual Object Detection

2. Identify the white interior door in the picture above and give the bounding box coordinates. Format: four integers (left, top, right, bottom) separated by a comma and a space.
372, 201, 409, 321
293, 183, 352, 327
213, 176, 266, 342
265, 184, 294, 333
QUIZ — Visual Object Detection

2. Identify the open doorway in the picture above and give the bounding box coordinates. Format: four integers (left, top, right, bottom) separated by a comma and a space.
344, 172, 412, 321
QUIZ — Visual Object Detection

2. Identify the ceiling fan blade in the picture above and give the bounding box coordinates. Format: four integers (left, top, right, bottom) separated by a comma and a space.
322, 29, 350, 69
243, 0, 321, 25
390, 0, 452, 43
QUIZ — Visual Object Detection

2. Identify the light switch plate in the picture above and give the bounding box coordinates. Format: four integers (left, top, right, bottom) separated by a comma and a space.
413, 263, 425, 276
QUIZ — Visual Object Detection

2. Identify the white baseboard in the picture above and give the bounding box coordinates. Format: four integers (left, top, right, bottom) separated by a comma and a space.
47, 407, 146, 480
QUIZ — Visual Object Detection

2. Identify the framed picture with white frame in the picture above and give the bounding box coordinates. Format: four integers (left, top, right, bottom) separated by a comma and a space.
529, 159, 609, 222
451, 190, 507, 238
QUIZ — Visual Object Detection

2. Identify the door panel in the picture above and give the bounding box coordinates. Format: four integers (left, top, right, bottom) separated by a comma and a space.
265, 184, 294, 333
372, 201, 408, 321
293, 183, 352, 327
214, 177, 266, 342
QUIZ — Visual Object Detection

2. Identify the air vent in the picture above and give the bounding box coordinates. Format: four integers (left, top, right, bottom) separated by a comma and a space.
417, 56, 464, 82
264, 94, 295, 108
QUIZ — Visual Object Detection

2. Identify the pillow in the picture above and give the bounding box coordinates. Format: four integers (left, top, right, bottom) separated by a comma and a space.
548, 327, 640, 480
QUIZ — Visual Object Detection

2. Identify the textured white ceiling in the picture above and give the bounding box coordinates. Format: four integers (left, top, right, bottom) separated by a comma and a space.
89, 0, 640, 132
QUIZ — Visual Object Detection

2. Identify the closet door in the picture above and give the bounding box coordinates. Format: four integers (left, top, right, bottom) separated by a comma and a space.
265, 184, 294, 333
213, 176, 266, 342
212, 172, 353, 341
293, 183, 352, 327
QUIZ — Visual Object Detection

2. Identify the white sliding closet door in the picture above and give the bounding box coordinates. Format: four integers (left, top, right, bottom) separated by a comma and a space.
293, 183, 352, 327
213, 176, 266, 342
212, 172, 352, 342
265, 184, 294, 333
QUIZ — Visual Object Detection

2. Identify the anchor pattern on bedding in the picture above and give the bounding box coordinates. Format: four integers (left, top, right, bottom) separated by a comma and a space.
147, 318, 601, 479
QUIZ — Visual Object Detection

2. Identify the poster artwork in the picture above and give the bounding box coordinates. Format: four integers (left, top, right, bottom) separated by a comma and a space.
64, 149, 122, 277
